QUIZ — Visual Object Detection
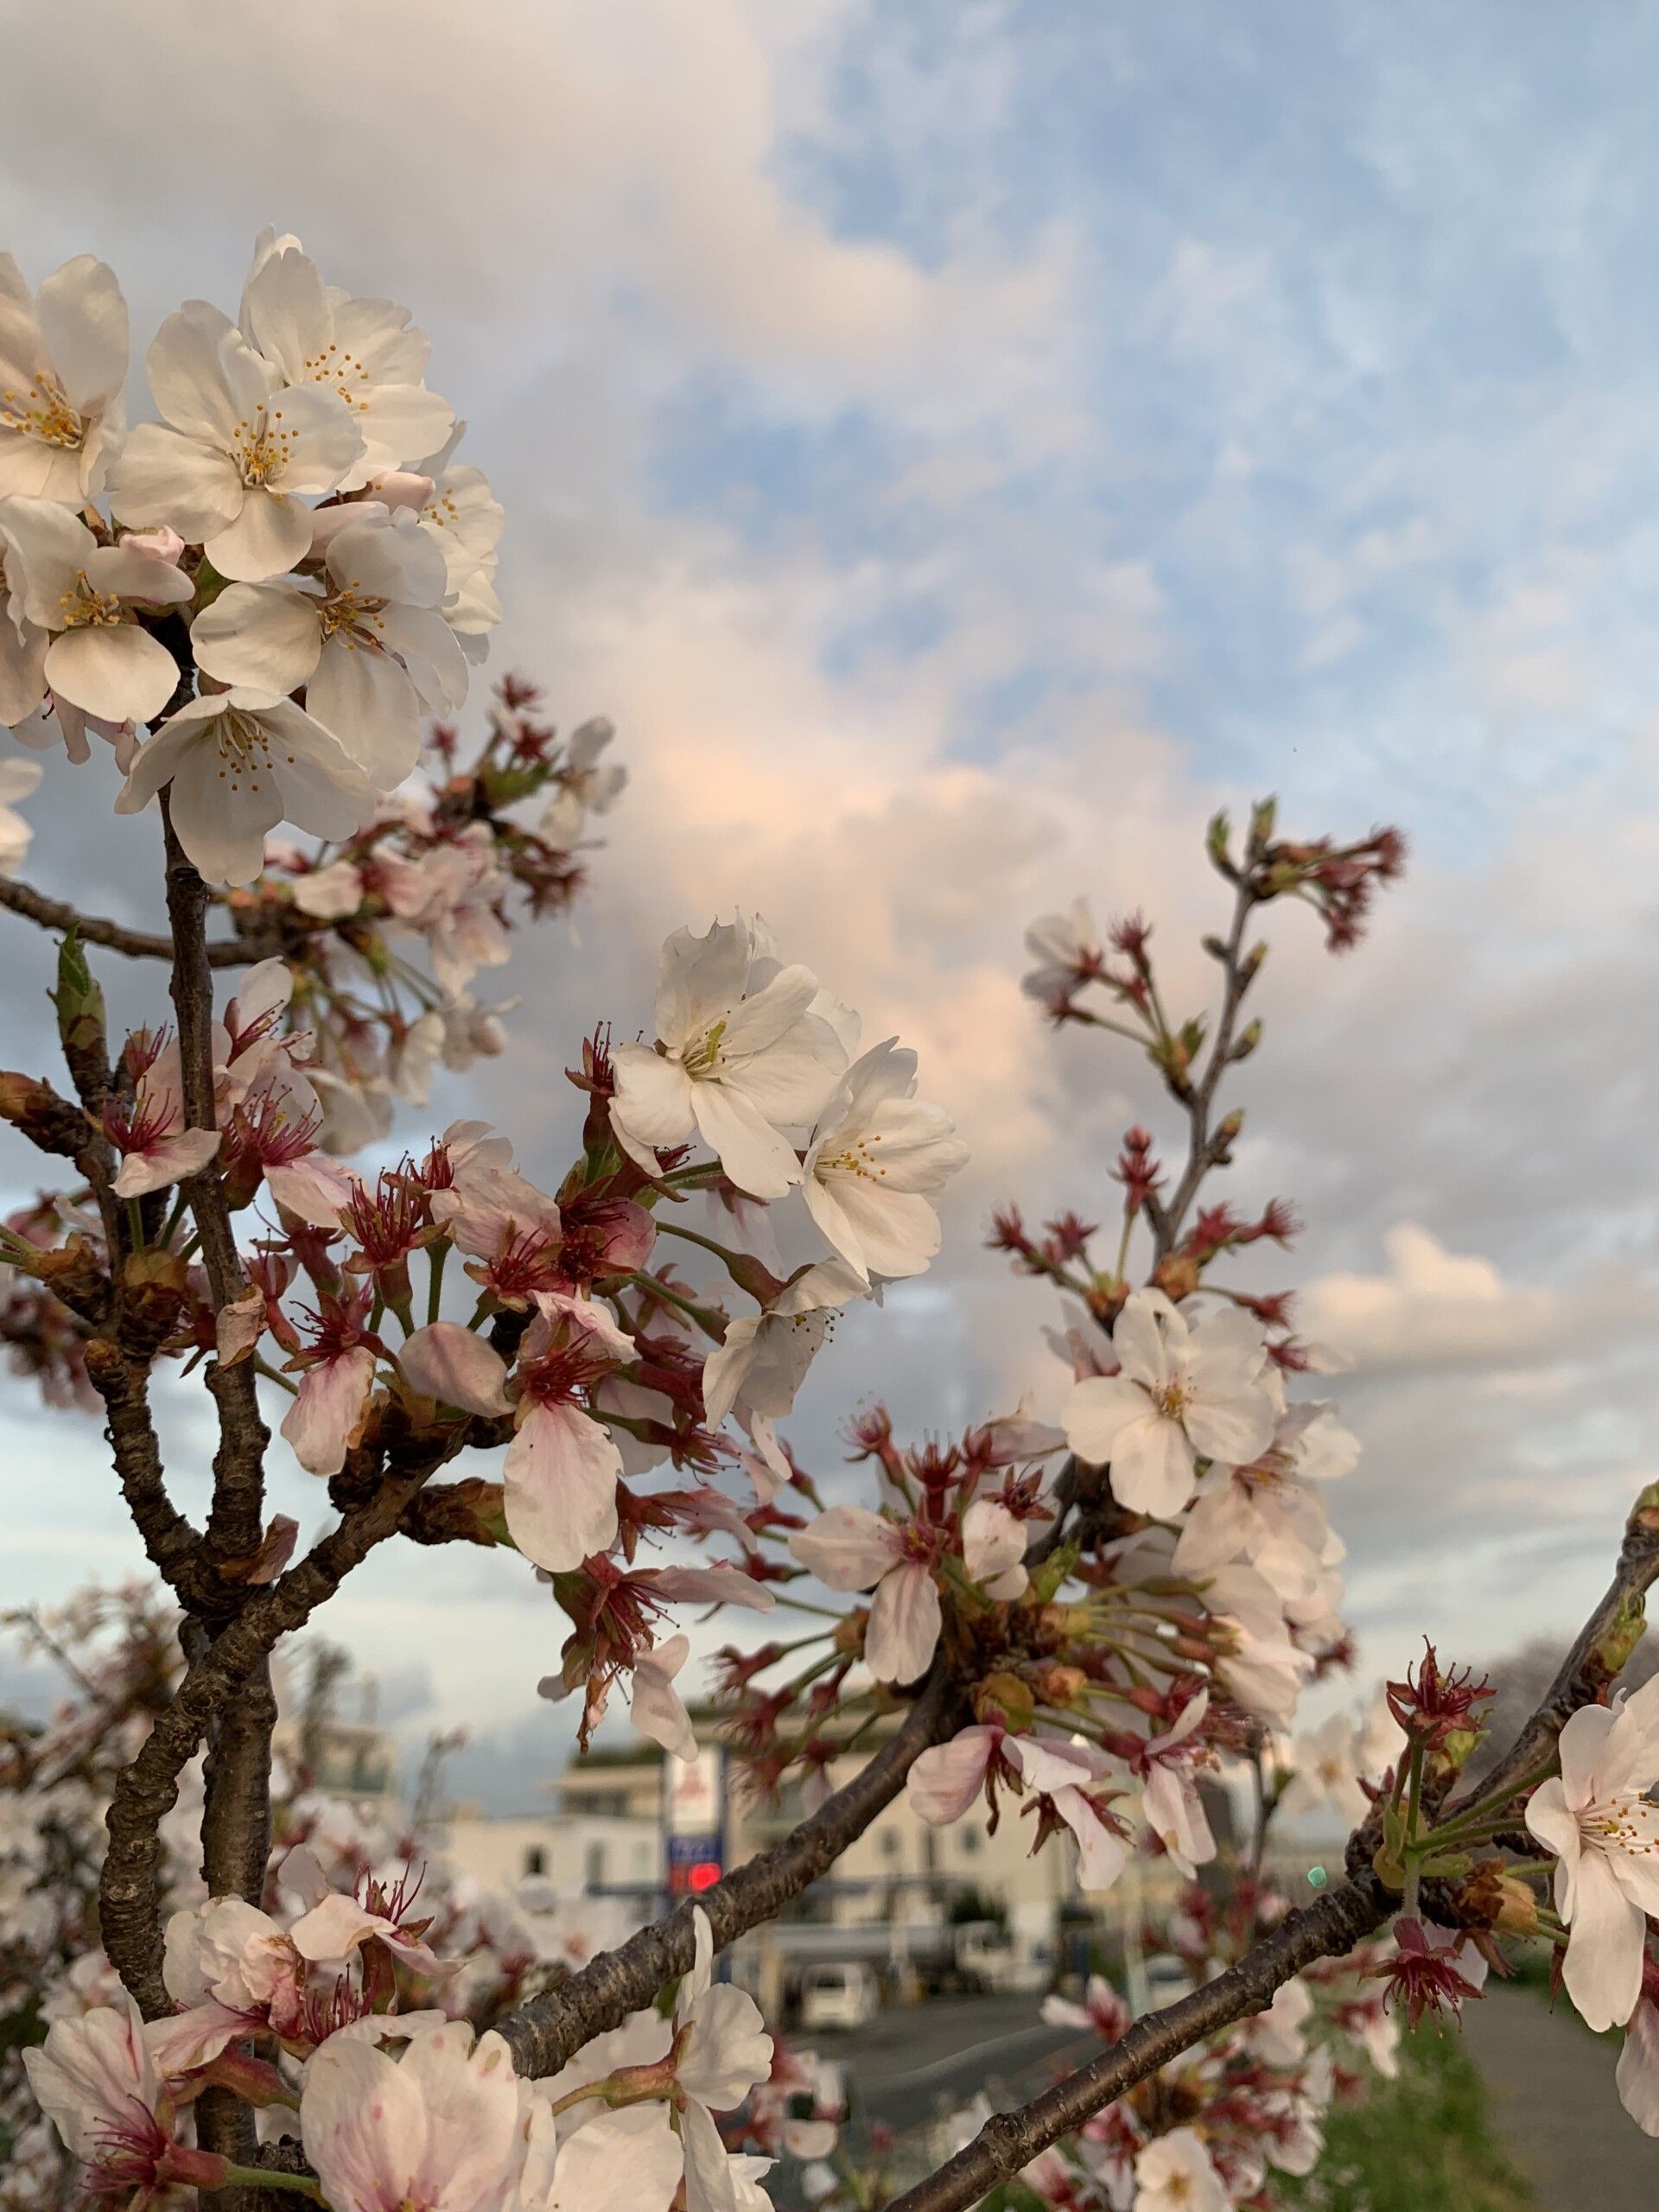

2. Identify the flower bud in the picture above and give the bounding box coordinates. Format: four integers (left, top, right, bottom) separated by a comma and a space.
118, 524, 188, 566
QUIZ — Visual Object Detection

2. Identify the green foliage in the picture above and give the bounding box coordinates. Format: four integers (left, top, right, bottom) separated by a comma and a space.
1281, 2024, 1534, 2212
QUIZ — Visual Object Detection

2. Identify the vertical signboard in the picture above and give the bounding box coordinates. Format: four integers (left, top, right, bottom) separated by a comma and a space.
664, 1745, 725, 1896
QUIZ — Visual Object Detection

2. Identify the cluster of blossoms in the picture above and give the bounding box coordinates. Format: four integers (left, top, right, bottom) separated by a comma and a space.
6, 236, 1659, 2212
0, 1589, 842, 2210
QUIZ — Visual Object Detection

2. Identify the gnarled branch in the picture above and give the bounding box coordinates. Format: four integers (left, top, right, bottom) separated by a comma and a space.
0, 873, 276, 967
494, 1660, 963, 2076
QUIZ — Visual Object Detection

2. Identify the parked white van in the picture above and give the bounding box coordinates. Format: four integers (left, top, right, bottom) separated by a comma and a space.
798, 1960, 881, 2031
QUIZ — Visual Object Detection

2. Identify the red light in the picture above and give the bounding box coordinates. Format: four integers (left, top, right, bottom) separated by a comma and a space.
688, 1860, 721, 1892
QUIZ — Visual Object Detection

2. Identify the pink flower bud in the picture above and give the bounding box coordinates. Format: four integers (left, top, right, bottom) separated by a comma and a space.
369, 470, 436, 512
118, 524, 188, 566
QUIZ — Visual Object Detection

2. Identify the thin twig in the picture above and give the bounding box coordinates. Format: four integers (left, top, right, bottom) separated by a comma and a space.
0, 874, 277, 966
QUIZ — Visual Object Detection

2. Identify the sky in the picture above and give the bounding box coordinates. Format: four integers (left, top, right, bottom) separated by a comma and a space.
3, 0, 1659, 1809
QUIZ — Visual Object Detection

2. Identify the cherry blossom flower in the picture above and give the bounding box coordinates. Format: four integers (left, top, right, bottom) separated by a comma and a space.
1369, 1918, 1487, 2031
110, 301, 364, 580
115, 688, 375, 886
155, 1895, 305, 2064
0, 252, 127, 500
503, 1292, 632, 1570
0, 494, 193, 724
397, 1321, 513, 1417
105, 1031, 221, 1199
1010, 1736, 1128, 1893
674, 1907, 776, 2212
410, 424, 504, 653
300, 2018, 524, 2212
1133, 2126, 1229, 2212
1042, 1974, 1131, 2044
1276, 1712, 1373, 1826
906, 1722, 1012, 1824
512, 2101, 682, 2212
1135, 1692, 1217, 1877
788, 1505, 943, 1683
279, 1294, 381, 1478
19, 1999, 220, 2196
800, 1039, 967, 1283
1064, 1290, 1277, 1518
961, 1497, 1029, 1601
628, 1632, 700, 1761
288, 1885, 444, 1978
1021, 898, 1103, 1008
611, 918, 848, 1198
540, 715, 627, 849
702, 1260, 867, 1429
191, 509, 467, 788
238, 233, 454, 489
1617, 1991, 1659, 2136
1525, 1679, 1659, 2031
0, 754, 41, 875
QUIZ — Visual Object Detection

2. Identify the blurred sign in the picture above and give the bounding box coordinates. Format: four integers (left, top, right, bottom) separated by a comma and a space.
664, 1747, 724, 1895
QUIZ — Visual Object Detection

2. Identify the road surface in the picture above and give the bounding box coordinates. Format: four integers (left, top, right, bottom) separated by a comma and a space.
826, 1993, 1098, 2142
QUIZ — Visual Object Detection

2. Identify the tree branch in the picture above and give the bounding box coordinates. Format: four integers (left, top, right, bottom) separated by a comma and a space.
100, 1459, 442, 2018
493, 1661, 963, 2077
160, 804, 268, 1569
0, 874, 276, 967
885, 1877, 1389, 2212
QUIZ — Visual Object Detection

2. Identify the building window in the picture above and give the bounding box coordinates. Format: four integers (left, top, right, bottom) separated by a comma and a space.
959, 1827, 982, 1857
524, 1845, 546, 1877
585, 1841, 607, 1889
880, 1829, 900, 1860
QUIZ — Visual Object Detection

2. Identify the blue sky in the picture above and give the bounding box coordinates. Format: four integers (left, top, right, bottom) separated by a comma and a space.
3, 2, 1659, 1804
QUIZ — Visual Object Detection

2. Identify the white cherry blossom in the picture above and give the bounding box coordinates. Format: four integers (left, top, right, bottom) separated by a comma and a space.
0, 253, 127, 500
192, 508, 466, 787
1133, 2126, 1230, 2212
239, 233, 454, 488
612, 918, 849, 1198
802, 1039, 968, 1283
115, 688, 375, 886
540, 716, 626, 849
0, 496, 193, 724
1064, 1290, 1277, 1518
300, 2019, 524, 2212
701, 1260, 867, 1429
788, 1504, 942, 1684
0, 755, 41, 875
1526, 1680, 1659, 2031
1022, 896, 1103, 1007
110, 301, 364, 581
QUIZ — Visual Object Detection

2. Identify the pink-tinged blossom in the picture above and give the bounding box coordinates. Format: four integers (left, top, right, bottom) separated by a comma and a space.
611, 918, 848, 1199
906, 1724, 1009, 1825
1133, 2126, 1229, 2212
0, 252, 127, 500
961, 1497, 1028, 1601
1525, 1680, 1659, 2031
397, 1322, 512, 1416
1042, 1974, 1131, 2044
502, 1293, 632, 1571
1010, 1736, 1128, 1893
20, 1999, 223, 2197
1617, 1994, 1659, 2136
1135, 1692, 1217, 1878
288, 1887, 444, 1978
1063, 1290, 1277, 1518
512, 2102, 681, 2212
1369, 1919, 1487, 2031
1021, 898, 1104, 1008
428, 1150, 563, 1304
162, 1894, 304, 2044
104, 1032, 221, 1200
628, 1632, 698, 1761
788, 1505, 942, 1684
299, 2019, 523, 2212
279, 1295, 380, 1478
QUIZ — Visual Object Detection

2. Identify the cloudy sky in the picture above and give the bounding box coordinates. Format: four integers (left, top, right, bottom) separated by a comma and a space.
4, 0, 1658, 1808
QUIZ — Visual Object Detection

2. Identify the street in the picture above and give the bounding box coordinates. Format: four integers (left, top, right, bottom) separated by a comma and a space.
826, 1993, 1101, 2145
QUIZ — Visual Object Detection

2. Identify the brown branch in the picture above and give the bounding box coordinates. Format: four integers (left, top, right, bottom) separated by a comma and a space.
493, 1661, 963, 2077
1147, 874, 1257, 1261
160, 803, 268, 1569
885, 1876, 1389, 2212
100, 1460, 442, 2018
895, 1487, 1659, 2212
0, 874, 278, 967
82, 1342, 210, 1609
